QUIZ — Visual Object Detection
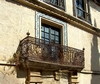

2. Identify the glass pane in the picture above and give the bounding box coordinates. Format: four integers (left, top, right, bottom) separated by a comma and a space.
79, 0, 83, 4
41, 37, 45, 43
41, 26, 45, 31
76, 0, 79, 6
51, 0, 57, 5
45, 27, 49, 33
79, 10, 84, 18
79, 4, 83, 9
76, 8, 85, 18
55, 36, 59, 41
55, 41, 59, 44
55, 31, 59, 35
51, 35, 54, 40
51, 29, 54, 34
41, 24, 60, 44
41, 32, 44, 37
45, 39, 49, 44
76, 0, 84, 8
45, 33, 49, 39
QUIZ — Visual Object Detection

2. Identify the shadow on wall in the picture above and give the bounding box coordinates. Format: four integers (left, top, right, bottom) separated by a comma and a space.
91, 19, 100, 84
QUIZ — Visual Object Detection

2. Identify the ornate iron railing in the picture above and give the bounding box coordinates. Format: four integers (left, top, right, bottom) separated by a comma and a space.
17, 35, 84, 69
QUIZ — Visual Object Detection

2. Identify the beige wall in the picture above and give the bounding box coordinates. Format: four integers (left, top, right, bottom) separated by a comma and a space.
90, 1, 100, 28
0, 0, 35, 61
66, 0, 73, 15
0, 65, 26, 84
0, 0, 36, 83
68, 23, 100, 71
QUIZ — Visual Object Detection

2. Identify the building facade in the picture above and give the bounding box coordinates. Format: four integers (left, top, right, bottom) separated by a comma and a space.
0, 0, 100, 84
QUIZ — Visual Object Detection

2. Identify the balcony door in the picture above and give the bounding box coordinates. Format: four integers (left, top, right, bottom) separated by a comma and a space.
41, 23, 61, 61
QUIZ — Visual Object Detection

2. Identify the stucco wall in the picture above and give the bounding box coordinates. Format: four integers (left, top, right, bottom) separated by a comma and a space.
0, 65, 26, 84
0, 0, 35, 61
0, 0, 35, 83
66, 0, 73, 15
90, 1, 100, 28
67, 23, 100, 71
78, 73, 100, 84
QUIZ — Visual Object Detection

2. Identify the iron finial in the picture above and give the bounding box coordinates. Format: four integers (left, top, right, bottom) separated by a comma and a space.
83, 48, 85, 51
26, 31, 30, 36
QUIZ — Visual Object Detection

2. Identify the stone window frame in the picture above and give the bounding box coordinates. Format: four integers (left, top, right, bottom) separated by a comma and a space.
35, 11, 67, 46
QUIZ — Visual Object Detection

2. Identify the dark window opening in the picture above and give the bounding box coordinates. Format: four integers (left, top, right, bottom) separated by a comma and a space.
76, 0, 85, 18
72, 71, 77, 76
41, 23, 61, 44
74, 0, 91, 23
42, 0, 65, 10
41, 23, 61, 61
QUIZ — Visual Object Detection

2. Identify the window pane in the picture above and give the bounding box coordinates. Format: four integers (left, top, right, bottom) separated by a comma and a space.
55, 36, 59, 41
77, 8, 85, 18
41, 32, 44, 37
51, 0, 58, 5
41, 37, 45, 43
41, 26, 45, 31
41, 24, 60, 44
45, 33, 49, 39
79, 0, 82, 4
42, 0, 65, 10
45, 39, 49, 44
76, 0, 84, 9
51, 35, 54, 40
55, 41, 59, 44
76, 0, 79, 6
45, 27, 49, 33
55, 31, 59, 35
51, 29, 54, 34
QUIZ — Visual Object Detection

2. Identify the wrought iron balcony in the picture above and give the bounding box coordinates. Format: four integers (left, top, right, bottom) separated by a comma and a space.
16, 35, 84, 71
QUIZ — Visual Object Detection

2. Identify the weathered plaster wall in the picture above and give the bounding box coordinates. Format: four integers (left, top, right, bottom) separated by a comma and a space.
68, 23, 100, 70
78, 73, 100, 84
67, 0, 100, 84
0, 65, 26, 84
0, 0, 35, 61
66, 0, 73, 15
0, 0, 35, 83
68, 21, 100, 84
90, 1, 100, 28
67, 0, 100, 71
